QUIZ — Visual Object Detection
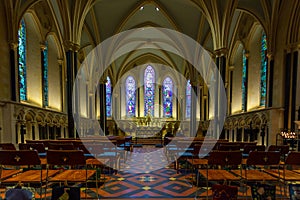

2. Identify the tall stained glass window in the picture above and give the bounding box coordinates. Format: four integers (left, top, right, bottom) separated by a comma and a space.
260, 32, 267, 106
18, 19, 27, 101
186, 80, 191, 118
106, 76, 112, 117
126, 76, 136, 117
144, 65, 155, 115
242, 49, 247, 111
163, 77, 173, 118
42, 41, 49, 107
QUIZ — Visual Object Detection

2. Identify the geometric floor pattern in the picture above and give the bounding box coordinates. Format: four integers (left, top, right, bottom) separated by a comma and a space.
0, 146, 290, 199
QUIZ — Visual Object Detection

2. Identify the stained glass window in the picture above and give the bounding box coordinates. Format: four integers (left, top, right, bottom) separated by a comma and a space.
126, 76, 136, 117
242, 49, 247, 111
260, 32, 267, 106
43, 41, 49, 107
163, 77, 173, 118
18, 19, 27, 101
186, 80, 191, 118
144, 65, 155, 116
106, 76, 112, 117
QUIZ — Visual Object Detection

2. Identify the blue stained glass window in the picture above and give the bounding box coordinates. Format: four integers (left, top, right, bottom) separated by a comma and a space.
144, 65, 155, 116
126, 76, 136, 117
106, 76, 112, 117
260, 32, 267, 106
18, 19, 27, 101
163, 77, 173, 118
186, 80, 191, 118
43, 41, 49, 107
242, 49, 247, 111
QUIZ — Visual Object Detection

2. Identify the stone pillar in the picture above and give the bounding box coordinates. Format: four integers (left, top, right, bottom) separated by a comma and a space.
65, 43, 74, 138
284, 50, 292, 129
243, 51, 249, 111
190, 80, 198, 137
64, 41, 80, 138
291, 50, 298, 129
228, 67, 234, 115
159, 85, 162, 118
214, 48, 227, 138
99, 78, 107, 135
267, 53, 274, 107
9, 42, 18, 101
58, 59, 65, 112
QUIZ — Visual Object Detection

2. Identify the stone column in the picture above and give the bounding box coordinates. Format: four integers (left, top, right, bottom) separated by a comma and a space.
214, 48, 227, 138
65, 42, 74, 138
64, 41, 80, 138
9, 42, 18, 101
190, 80, 198, 137
243, 51, 249, 111
267, 53, 274, 107
159, 85, 162, 118
58, 59, 65, 112
99, 78, 107, 135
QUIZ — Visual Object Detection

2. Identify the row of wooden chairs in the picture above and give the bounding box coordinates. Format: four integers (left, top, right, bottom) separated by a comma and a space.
0, 149, 108, 199
193, 150, 300, 199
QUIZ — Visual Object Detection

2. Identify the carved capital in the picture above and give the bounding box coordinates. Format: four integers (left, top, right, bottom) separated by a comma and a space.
244, 50, 250, 58
9, 41, 18, 51
99, 76, 108, 84
267, 52, 274, 60
40, 42, 47, 51
214, 48, 228, 57
57, 58, 64, 65
64, 41, 80, 52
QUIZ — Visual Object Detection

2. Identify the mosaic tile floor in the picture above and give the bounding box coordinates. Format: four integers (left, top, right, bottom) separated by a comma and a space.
0, 146, 290, 199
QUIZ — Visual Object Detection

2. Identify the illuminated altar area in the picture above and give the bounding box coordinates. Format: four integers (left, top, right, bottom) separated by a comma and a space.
104, 64, 201, 139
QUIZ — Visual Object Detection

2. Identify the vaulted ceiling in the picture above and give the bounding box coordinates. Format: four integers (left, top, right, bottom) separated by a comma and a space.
5, 0, 299, 81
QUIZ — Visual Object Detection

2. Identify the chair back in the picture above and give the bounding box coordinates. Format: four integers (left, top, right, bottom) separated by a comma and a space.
47, 150, 85, 166
247, 151, 280, 165
19, 143, 45, 153
218, 144, 241, 151
267, 145, 289, 155
208, 151, 242, 166
285, 152, 300, 165
48, 143, 75, 150
0, 150, 40, 165
243, 145, 265, 154
0, 143, 16, 150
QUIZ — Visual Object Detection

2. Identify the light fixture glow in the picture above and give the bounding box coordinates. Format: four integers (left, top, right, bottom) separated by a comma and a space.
155, 7, 159, 11
140, 6, 144, 10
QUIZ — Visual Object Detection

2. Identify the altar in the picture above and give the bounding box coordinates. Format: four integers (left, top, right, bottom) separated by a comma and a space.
135, 125, 162, 138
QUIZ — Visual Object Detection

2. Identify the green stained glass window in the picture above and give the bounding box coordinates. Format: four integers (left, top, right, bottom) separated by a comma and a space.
260, 32, 267, 106
18, 19, 27, 101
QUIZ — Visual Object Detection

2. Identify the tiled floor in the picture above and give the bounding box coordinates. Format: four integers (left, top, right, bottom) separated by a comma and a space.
0, 146, 290, 199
